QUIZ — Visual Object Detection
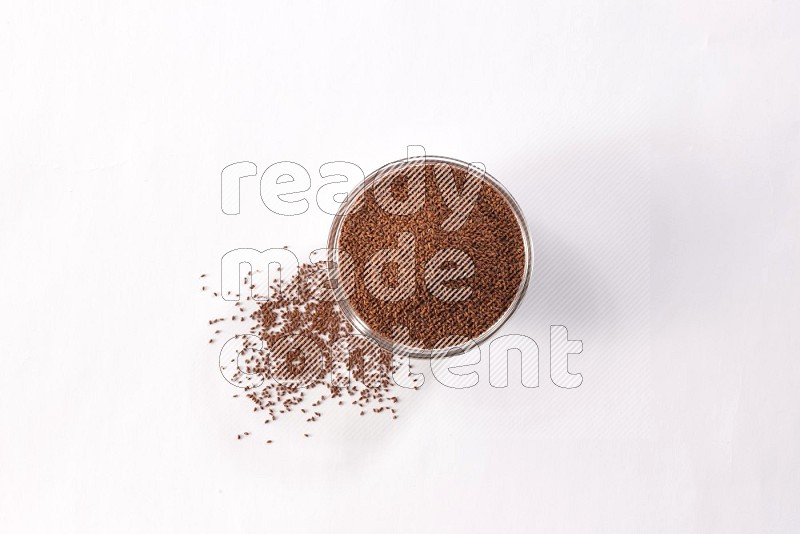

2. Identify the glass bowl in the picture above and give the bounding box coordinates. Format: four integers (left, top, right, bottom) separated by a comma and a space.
327, 155, 533, 358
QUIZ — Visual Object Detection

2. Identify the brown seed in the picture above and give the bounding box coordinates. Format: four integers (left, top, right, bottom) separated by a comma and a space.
211, 260, 401, 437
335, 159, 526, 349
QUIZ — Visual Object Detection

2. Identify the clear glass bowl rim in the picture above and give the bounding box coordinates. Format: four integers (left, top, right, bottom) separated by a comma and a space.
326, 155, 533, 358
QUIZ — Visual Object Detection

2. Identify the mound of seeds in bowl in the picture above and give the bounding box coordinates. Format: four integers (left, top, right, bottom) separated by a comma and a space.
333, 159, 528, 350
206, 262, 402, 441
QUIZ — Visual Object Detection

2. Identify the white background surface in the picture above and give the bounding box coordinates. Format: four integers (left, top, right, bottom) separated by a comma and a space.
1, 1, 799, 532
